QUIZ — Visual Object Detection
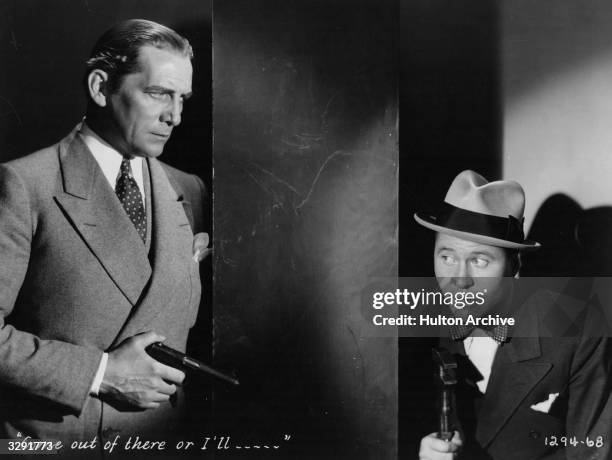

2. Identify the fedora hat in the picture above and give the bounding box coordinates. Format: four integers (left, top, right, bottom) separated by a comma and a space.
414, 170, 540, 249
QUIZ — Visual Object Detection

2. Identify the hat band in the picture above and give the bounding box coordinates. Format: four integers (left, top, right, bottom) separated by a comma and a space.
437, 202, 525, 243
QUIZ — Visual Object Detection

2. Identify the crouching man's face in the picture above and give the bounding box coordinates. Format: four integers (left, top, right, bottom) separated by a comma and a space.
434, 233, 515, 317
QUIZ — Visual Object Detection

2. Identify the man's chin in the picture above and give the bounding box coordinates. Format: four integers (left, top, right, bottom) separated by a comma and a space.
449, 302, 501, 319
451, 307, 485, 319
134, 146, 165, 159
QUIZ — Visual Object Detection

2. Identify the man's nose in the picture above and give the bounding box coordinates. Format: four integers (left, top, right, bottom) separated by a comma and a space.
161, 99, 182, 127
452, 263, 474, 289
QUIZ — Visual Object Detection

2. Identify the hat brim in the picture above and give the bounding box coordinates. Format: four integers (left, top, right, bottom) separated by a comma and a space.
414, 212, 541, 250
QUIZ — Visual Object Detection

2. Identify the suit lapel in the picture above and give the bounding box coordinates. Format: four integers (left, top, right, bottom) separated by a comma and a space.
475, 308, 552, 448
54, 129, 152, 306
111, 158, 193, 344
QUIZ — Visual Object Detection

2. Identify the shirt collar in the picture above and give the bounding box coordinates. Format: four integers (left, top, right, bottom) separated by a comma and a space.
449, 323, 510, 344
78, 122, 144, 193
448, 280, 516, 344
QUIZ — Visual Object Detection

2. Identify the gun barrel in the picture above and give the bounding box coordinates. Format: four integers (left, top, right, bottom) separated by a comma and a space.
182, 356, 240, 386
146, 342, 240, 387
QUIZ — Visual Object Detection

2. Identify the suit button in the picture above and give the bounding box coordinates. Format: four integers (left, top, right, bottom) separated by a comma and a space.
529, 430, 540, 439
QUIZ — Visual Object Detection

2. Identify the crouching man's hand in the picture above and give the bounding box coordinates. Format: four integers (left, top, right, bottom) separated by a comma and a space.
419, 431, 462, 460
99, 331, 185, 410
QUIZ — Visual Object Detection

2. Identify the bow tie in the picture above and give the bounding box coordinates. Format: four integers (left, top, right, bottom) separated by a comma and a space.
449, 323, 510, 344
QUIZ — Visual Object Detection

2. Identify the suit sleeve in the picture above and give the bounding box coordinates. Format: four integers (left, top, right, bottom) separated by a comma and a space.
0, 163, 102, 414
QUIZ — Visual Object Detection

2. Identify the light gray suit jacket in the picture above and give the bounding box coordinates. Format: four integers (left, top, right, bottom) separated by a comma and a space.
0, 127, 205, 445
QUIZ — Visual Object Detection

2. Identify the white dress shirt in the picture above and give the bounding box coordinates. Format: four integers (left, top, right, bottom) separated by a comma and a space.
463, 333, 499, 393
79, 123, 145, 206
78, 122, 146, 395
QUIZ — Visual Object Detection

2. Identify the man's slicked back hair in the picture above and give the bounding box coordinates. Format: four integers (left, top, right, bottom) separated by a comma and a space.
84, 19, 193, 95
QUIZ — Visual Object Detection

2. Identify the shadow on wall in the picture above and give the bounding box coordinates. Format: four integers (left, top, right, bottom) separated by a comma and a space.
503, 0, 612, 107
523, 193, 612, 277
212, 1, 398, 458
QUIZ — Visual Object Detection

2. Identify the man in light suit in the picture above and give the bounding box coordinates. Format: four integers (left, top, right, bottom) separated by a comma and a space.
0, 19, 208, 450
415, 171, 611, 459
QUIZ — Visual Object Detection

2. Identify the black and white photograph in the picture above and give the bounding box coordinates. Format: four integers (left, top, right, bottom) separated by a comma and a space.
1, 1, 611, 459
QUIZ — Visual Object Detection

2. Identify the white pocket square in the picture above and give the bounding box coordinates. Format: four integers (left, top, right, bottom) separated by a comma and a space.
530, 393, 559, 413
192, 232, 212, 262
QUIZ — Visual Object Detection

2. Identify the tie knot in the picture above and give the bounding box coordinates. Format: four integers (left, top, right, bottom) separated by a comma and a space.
120, 157, 133, 177
115, 157, 146, 243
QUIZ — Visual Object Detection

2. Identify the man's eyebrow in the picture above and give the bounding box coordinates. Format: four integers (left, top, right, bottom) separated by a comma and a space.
471, 250, 496, 258
145, 85, 172, 92
145, 85, 193, 99
436, 246, 498, 258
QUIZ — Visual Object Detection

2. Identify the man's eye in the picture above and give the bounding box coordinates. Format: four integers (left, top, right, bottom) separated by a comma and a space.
148, 92, 170, 100
441, 255, 455, 265
471, 258, 489, 268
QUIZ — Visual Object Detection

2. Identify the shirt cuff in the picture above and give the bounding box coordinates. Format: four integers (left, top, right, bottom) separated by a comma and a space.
89, 352, 108, 396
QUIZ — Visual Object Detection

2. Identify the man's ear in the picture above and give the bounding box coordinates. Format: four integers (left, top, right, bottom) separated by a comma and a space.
87, 70, 110, 108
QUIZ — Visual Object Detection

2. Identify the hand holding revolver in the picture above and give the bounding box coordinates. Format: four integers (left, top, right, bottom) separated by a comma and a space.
100, 331, 185, 410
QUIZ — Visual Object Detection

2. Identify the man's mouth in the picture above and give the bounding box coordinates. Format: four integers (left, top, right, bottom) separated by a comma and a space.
151, 132, 171, 139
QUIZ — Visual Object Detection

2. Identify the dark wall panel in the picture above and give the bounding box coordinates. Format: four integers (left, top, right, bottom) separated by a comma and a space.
213, 1, 398, 458
398, 0, 501, 457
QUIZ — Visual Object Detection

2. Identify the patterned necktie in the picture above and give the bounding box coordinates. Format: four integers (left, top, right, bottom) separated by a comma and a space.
115, 157, 146, 243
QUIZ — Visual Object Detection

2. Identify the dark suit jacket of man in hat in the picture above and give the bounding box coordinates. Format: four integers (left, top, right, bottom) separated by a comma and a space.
436, 285, 611, 460
416, 170, 612, 460
0, 19, 208, 450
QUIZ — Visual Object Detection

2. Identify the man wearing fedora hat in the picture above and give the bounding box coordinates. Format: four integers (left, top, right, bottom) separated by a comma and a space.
415, 170, 611, 460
